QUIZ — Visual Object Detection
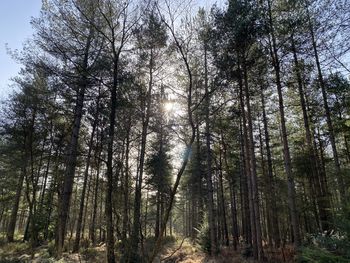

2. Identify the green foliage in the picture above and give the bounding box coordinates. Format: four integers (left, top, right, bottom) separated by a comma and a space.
195, 221, 211, 254
80, 238, 91, 250
81, 247, 98, 261
0, 259, 24, 263
299, 246, 348, 263
47, 241, 56, 257
300, 204, 350, 262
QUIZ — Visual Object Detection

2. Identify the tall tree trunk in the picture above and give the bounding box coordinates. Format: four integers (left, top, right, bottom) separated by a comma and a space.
39, 139, 53, 209
7, 154, 26, 242
306, 5, 346, 204
290, 34, 332, 231
266, 0, 300, 247
239, 116, 251, 245
222, 130, 239, 250
219, 148, 229, 247
148, 19, 197, 262
73, 101, 99, 252
130, 48, 154, 262
241, 59, 263, 260
155, 191, 161, 239
260, 86, 281, 247
56, 33, 92, 257
258, 117, 272, 246
105, 37, 124, 261
90, 147, 101, 245
122, 116, 131, 243
204, 45, 218, 255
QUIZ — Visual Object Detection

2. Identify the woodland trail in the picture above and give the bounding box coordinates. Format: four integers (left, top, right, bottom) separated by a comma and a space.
0, 238, 294, 263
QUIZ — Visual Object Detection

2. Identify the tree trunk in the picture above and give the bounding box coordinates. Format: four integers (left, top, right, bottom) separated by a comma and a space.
290, 34, 332, 231
266, 0, 300, 247
90, 144, 101, 245
122, 116, 131, 243
242, 59, 263, 260
130, 48, 154, 262
306, 5, 346, 204
7, 160, 26, 242
218, 148, 229, 246
260, 86, 281, 247
204, 45, 218, 255
73, 102, 99, 252
56, 32, 92, 256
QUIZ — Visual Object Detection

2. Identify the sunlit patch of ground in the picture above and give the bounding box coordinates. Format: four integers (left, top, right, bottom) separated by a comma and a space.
159, 240, 254, 263
0, 240, 106, 263
0, 236, 296, 263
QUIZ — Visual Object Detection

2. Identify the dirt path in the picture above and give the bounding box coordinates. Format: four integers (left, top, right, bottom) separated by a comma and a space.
158, 240, 251, 263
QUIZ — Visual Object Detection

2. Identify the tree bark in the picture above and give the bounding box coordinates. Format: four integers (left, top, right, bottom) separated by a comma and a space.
56, 32, 92, 257
260, 86, 281, 247
204, 45, 218, 255
129, 48, 154, 262
73, 107, 98, 252
290, 34, 332, 231
306, 5, 346, 204
7, 159, 26, 242
266, 0, 300, 247
241, 59, 263, 260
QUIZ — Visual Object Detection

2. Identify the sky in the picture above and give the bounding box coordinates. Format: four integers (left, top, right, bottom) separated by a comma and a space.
0, 0, 42, 101
0, 0, 225, 101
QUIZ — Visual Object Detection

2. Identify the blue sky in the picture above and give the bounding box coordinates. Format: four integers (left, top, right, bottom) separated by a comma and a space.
0, 0, 224, 101
0, 0, 42, 100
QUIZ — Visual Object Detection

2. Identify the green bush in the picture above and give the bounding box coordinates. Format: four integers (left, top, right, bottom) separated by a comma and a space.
47, 241, 56, 257
80, 238, 91, 249
299, 246, 348, 263
300, 203, 350, 262
195, 222, 211, 254
81, 247, 98, 261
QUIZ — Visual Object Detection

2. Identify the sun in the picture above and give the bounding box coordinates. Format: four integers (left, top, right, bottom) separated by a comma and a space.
163, 101, 174, 113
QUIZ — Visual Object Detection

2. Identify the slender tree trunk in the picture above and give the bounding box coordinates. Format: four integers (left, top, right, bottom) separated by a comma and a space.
7, 156, 26, 242
122, 116, 131, 243
73, 102, 99, 252
56, 32, 92, 256
219, 148, 229, 247
344, 135, 350, 162
306, 5, 346, 204
204, 45, 218, 255
291, 34, 332, 231
105, 40, 123, 261
241, 60, 263, 260
155, 191, 161, 239
39, 139, 53, 209
239, 116, 251, 245
130, 48, 154, 262
258, 117, 273, 247
90, 146, 101, 246
222, 131, 239, 250
266, 0, 300, 247
260, 86, 281, 247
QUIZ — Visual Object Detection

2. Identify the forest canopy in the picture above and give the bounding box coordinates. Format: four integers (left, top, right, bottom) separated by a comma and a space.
0, 0, 349, 262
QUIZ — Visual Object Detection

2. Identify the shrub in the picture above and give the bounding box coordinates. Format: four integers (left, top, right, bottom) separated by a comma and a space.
299, 246, 348, 263
300, 203, 350, 262
195, 222, 211, 254
47, 241, 56, 257
80, 238, 91, 249
81, 247, 98, 261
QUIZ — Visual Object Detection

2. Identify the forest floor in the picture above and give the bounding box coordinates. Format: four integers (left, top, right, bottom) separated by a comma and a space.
0, 237, 296, 262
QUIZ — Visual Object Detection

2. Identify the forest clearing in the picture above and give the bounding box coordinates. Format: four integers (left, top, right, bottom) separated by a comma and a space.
0, 0, 349, 262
